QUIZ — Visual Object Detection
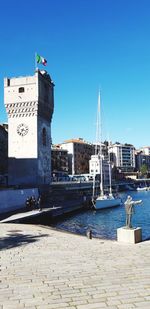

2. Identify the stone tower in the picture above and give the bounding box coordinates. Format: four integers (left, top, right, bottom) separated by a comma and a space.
4, 70, 54, 186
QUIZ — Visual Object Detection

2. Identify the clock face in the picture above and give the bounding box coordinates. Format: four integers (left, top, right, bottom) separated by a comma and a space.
17, 123, 29, 136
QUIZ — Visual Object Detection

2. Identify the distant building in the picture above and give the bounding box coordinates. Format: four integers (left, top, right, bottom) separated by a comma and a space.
89, 154, 109, 185
93, 142, 108, 158
139, 146, 150, 156
0, 124, 8, 175
135, 150, 150, 173
109, 143, 135, 172
51, 145, 69, 180
60, 138, 94, 175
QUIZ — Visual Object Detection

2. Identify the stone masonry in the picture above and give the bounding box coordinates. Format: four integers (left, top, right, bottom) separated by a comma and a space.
0, 223, 150, 309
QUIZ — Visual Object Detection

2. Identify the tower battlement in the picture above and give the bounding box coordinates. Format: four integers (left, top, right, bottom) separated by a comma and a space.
4, 70, 54, 186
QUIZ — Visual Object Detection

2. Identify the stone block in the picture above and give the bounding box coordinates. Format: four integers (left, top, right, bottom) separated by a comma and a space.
117, 227, 142, 244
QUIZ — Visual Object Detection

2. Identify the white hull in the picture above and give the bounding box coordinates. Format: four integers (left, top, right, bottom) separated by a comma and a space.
137, 187, 149, 191
94, 196, 121, 210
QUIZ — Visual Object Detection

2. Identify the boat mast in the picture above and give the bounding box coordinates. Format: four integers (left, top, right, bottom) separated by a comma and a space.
92, 92, 100, 200
92, 90, 104, 200
98, 91, 104, 196
109, 161, 112, 195
108, 141, 112, 195
92, 161, 96, 201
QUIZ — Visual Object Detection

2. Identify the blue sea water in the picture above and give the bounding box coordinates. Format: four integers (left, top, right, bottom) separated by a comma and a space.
52, 191, 150, 240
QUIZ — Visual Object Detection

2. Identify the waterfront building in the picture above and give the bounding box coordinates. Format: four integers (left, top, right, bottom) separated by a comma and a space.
51, 145, 69, 181
89, 154, 109, 185
93, 142, 108, 158
139, 146, 150, 156
135, 150, 150, 173
0, 124, 8, 176
60, 138, 94, 175
109, 143, 135, 172
4, 70, 54, 186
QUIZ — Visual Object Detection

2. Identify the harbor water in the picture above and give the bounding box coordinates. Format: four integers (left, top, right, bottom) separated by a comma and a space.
51, 190, 150, 240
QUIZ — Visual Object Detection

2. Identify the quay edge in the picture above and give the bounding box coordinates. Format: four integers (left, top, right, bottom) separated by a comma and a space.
0, 179, 138, 220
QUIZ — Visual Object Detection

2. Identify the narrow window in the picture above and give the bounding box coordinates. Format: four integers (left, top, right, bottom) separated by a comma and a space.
42, 128, 46, 146
18, 87, 25, 93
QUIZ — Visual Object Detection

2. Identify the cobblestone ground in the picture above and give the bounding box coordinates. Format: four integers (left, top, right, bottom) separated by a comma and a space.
0, 223, 150, 309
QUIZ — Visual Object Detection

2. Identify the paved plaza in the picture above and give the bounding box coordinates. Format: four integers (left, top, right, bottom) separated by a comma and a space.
0, 223, 150, 309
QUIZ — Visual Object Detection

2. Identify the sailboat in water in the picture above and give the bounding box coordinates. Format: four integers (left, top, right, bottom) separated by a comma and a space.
92, 91, 121, 210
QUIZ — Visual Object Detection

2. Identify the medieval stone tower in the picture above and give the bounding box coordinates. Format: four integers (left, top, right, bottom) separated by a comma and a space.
4, 70, 54, 186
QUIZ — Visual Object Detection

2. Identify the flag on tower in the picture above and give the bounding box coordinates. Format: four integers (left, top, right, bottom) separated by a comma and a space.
36, 54, 47, 66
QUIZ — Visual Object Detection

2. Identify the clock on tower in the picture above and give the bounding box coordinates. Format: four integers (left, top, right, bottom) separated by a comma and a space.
4, 70, 54, 186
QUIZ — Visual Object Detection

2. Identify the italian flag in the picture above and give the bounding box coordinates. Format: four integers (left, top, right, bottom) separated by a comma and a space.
36, 54, 47, 66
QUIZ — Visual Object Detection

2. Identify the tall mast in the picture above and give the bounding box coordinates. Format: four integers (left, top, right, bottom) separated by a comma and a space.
109, 159, 112, 195
106, 135, 111, 195
98, 91, 104, 196
92, 92, 100, 200
95, 92, 100, 155
92, 90, 104, 200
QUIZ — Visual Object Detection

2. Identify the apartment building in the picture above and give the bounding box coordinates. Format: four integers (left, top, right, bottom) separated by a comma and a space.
109, 143, 135, 172
135, 149, 150, 172
139, 146, 150, 156
51, 145, 69, 179
60, 138, 94, 174
89, 154, 109, 185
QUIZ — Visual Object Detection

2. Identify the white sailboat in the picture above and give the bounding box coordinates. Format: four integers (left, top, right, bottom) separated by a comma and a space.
92, 91, 121, 210
136, 186, 148, 191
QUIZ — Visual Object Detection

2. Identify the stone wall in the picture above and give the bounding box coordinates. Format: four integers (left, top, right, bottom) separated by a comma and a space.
0, 188, 39, 214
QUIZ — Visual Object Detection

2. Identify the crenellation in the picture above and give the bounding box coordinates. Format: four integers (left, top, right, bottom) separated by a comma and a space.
5, 100, 38, 118
4, 70, 54, 186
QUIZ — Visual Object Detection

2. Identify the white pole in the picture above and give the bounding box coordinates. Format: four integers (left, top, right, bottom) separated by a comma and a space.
109, 161, 112, 195
92, 167, 96, 201
108, 141, 112, 195
35, 52, 38, 71
98, 91, 104, 196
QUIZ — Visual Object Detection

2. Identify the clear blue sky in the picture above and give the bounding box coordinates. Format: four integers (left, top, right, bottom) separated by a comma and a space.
1, 0, 150, 148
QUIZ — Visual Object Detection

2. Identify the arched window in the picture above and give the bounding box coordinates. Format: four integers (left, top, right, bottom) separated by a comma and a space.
18, 87, 25, 93
42, 128, 46, 146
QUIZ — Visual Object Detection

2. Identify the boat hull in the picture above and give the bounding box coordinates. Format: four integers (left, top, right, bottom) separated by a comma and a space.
137, 187, 149, 191
94, 197, 121, 210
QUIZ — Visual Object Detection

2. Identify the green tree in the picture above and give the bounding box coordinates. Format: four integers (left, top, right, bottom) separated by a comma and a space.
140, 164, 148, 176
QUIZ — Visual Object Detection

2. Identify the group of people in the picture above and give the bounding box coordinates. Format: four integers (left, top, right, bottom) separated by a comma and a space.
25, 195, 42, 211
25, 193, 142, 227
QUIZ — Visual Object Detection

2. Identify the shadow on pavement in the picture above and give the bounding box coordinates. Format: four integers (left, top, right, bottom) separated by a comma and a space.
0, 231, 49, 250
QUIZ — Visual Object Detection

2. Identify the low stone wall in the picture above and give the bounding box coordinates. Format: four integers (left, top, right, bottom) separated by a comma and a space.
0, 188, 39, 214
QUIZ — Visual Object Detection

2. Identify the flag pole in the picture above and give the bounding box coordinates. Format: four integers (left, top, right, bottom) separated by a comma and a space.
35, 52, 37, 72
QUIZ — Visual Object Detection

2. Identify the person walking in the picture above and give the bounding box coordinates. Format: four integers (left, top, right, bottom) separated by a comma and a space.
25, 197, 30, 211
31, 196, 36, 209
37, 196, 42, 211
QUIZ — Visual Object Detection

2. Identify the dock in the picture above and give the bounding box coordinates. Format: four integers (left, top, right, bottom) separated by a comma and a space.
0, 207, 61, 223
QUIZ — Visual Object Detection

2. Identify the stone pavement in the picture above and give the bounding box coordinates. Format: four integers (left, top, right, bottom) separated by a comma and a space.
0, 223, 150, 309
